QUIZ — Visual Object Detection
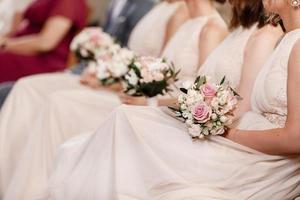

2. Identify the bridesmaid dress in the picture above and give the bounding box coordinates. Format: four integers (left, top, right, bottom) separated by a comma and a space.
1, 14, 221, 200
48, 29, 300, 200
128, 1, 183, 57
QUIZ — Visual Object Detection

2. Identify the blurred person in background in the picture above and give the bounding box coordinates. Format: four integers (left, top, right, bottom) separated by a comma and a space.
0, 0, 156, 109
0, 0, 88, 84
86, 0, 110, 26
103, 0, 157, 46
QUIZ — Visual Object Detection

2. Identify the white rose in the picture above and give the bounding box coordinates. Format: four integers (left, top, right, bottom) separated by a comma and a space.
188, 124, 201, 137
185, 96, 196, 107
80, 49, 89, 57
186, 119, 193, 126
187, 89, 198, 97
110, 62, 128, 78
96, 63, 110, 80
126, 70, 138, 85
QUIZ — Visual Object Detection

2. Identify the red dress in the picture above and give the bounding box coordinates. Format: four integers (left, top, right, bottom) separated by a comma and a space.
0, 0, 87, 83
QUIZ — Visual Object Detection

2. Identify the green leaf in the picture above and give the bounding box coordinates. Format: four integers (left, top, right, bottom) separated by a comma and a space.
199, 76, 207, 85
194, 76, 201, 84
230, 87, 243, 100
220, 76, 226, 85
180, 88, 188, 94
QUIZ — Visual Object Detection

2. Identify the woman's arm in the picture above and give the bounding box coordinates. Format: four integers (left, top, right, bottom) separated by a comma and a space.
1, 16, 72, 55
233, 25, 283, 121
198, 18, 228, 68
226, 39, 300, 156
162, 3, 189, 52
5, 11, 23, 36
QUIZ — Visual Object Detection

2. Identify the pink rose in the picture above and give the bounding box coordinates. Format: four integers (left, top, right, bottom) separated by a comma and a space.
200, 83, 217, 98
192, 102, 212, 123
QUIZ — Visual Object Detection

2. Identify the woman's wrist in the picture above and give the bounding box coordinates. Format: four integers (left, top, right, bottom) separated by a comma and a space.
147, 97, 158, 107
0, 39, 7, 50
225, 128, 238, 141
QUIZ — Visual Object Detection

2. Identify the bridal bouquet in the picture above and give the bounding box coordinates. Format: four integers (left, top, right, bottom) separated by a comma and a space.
123, 57, 179, 98
86, 47, 135, 86
171, 76, 240, 139
70, 27, 115, 62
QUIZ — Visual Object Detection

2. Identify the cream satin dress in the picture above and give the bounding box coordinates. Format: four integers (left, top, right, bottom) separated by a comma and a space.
1, 14, 221, 200
48, 29, 300, 200
128, 1, 182, 57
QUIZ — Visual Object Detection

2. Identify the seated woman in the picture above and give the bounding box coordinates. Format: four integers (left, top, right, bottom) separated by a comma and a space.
47, 0, 300, 199
0, 0, 87, 83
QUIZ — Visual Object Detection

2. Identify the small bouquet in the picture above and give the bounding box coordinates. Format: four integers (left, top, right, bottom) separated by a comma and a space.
170, 76, 241, 139
87, 47, 135, 86
70, 27, 115, 62
123, 57, 179, 98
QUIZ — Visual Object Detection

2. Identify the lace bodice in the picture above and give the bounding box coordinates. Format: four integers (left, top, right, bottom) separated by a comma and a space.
128, 2, 182, 57
198, 25, 257, 89
162, 14, 223, 79
251, 29, 300, 127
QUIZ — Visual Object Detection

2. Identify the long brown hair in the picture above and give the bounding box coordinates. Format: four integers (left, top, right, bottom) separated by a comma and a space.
229, 0, 266, 29
267, 13, 286, 32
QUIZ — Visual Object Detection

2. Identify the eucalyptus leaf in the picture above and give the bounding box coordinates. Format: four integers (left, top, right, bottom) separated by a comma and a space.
220, 76, 226, 85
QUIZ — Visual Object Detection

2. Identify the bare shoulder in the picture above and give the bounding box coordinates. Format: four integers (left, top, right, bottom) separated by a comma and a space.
291, 38, 300, 52
244, 25, 284, 56
165, 3, 189, 40
249, 25, 283, 44
201, 17, 228, 39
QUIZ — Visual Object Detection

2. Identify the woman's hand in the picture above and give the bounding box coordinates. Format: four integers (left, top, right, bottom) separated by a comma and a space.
80, 68, 123, 92
0, 37, 7, 50
80, 68, 101, 89
119, 93, 147, 106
